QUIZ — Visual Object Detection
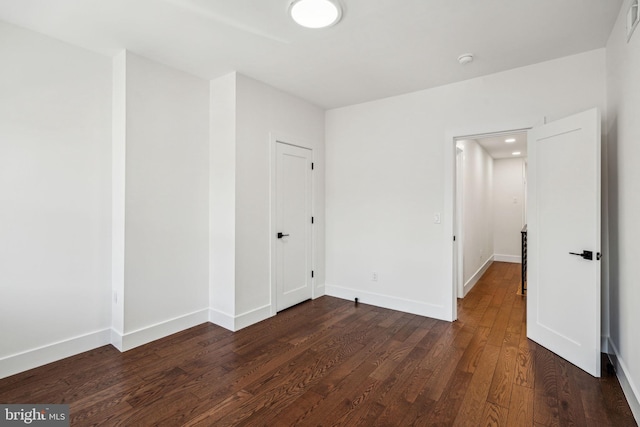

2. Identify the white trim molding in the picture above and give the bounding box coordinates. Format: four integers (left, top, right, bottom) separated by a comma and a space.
111, 309, 209, 352
209, 304, 272, 332
325, 284, 450, 321
464, 257, 494, 296
0, 329, 111, 380
493, 254, 522, 263
208, 308, 235, 332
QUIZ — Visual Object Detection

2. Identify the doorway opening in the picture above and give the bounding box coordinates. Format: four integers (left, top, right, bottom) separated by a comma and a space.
453, 129, 529, 300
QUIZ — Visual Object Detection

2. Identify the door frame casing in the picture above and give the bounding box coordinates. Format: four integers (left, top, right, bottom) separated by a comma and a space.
444, 121, 534, 321
269, 133, 315, 316
455, 146, 465, 300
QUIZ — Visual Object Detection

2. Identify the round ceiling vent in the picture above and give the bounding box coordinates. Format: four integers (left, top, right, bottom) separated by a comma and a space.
457, 53, 474, 65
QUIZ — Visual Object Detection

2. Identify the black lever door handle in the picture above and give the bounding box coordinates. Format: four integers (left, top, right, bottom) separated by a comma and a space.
569, 250, 593, 260
277, 232, 290, 239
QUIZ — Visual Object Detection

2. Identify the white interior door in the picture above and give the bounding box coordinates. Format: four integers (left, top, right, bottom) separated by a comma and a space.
276, 142, 313, 311
527, 108, 601, 377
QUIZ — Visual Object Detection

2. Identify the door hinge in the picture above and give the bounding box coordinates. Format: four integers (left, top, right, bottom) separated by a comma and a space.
453, 235, 456, 241
311, 162, 314, 170
311, 270, 314, 278
311, 216, 314, 224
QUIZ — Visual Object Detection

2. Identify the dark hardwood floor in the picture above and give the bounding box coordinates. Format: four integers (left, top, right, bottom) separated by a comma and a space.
1, 262, 636, 426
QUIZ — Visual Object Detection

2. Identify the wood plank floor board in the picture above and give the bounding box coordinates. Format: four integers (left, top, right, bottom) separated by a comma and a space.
422, 344, 467, 402
514, 344, 535, 388
269, 390, 325, 427
456, 325, 491, 374
424, 367, 474, 425
556, 357, 588, 426
1, 262, 636, 426
507, 383, 535, 426
478, 304, 500, 329
469, 294, 494, 326
485, 297, 514, 347
483, 401, 510, 426
487, 340, 519, 408
575, 362, 614, 426
452, 343, 501, 426
533, 345, 562, 426
221, 340, 371, 422
285, 350, 382, 425
398, 391, 438, 427
368, 345, 433, 414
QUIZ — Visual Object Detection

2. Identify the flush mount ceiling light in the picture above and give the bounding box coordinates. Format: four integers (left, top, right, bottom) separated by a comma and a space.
505, 138, 516, 143
289, 0, 342, 29
512, 151, 521, 156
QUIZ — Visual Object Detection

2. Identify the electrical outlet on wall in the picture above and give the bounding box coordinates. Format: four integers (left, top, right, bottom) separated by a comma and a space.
372, 272, 378, 281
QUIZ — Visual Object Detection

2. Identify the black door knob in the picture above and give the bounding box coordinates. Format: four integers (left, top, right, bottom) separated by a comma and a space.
277, 232, 290, 239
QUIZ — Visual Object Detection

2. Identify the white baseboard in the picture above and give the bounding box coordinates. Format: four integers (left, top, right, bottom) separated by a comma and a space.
235, 304, 272, 330
464, 257, 494, 296
208, 308, 235, 331
608, 338, 640, 423
209, 304, 272, 332
314, 284, 326, 298
493, 254, 522, 263
324, 284, 449, 321
0, 329, 111, 380
111, 309, 209, 352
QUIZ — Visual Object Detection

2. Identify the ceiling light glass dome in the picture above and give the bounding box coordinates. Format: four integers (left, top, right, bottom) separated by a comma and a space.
289, 0, 342, 29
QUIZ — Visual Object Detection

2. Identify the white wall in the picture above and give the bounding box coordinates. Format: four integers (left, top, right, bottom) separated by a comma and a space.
111, 50, 126, 340
113, 52, 210, 350
326, 49, 606, 321
209, 73, 325, 330
606, 1, 640, 419
458, 139, 494, 291
493, 158, 526, 261
209, 73, 237, 322
0, 21, 112, 378
235, 74, 325, 317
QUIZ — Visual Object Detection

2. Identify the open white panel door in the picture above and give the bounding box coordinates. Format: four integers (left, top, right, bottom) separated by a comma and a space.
527, 108, 601, 377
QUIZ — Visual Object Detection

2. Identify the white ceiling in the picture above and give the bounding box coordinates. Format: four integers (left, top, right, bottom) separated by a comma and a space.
0, 0, 623, 109
475, 132, 528, 159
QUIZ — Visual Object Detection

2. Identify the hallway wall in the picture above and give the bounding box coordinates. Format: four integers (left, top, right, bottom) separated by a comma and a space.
493, 158, 526, 261
458, 139, 493, 289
